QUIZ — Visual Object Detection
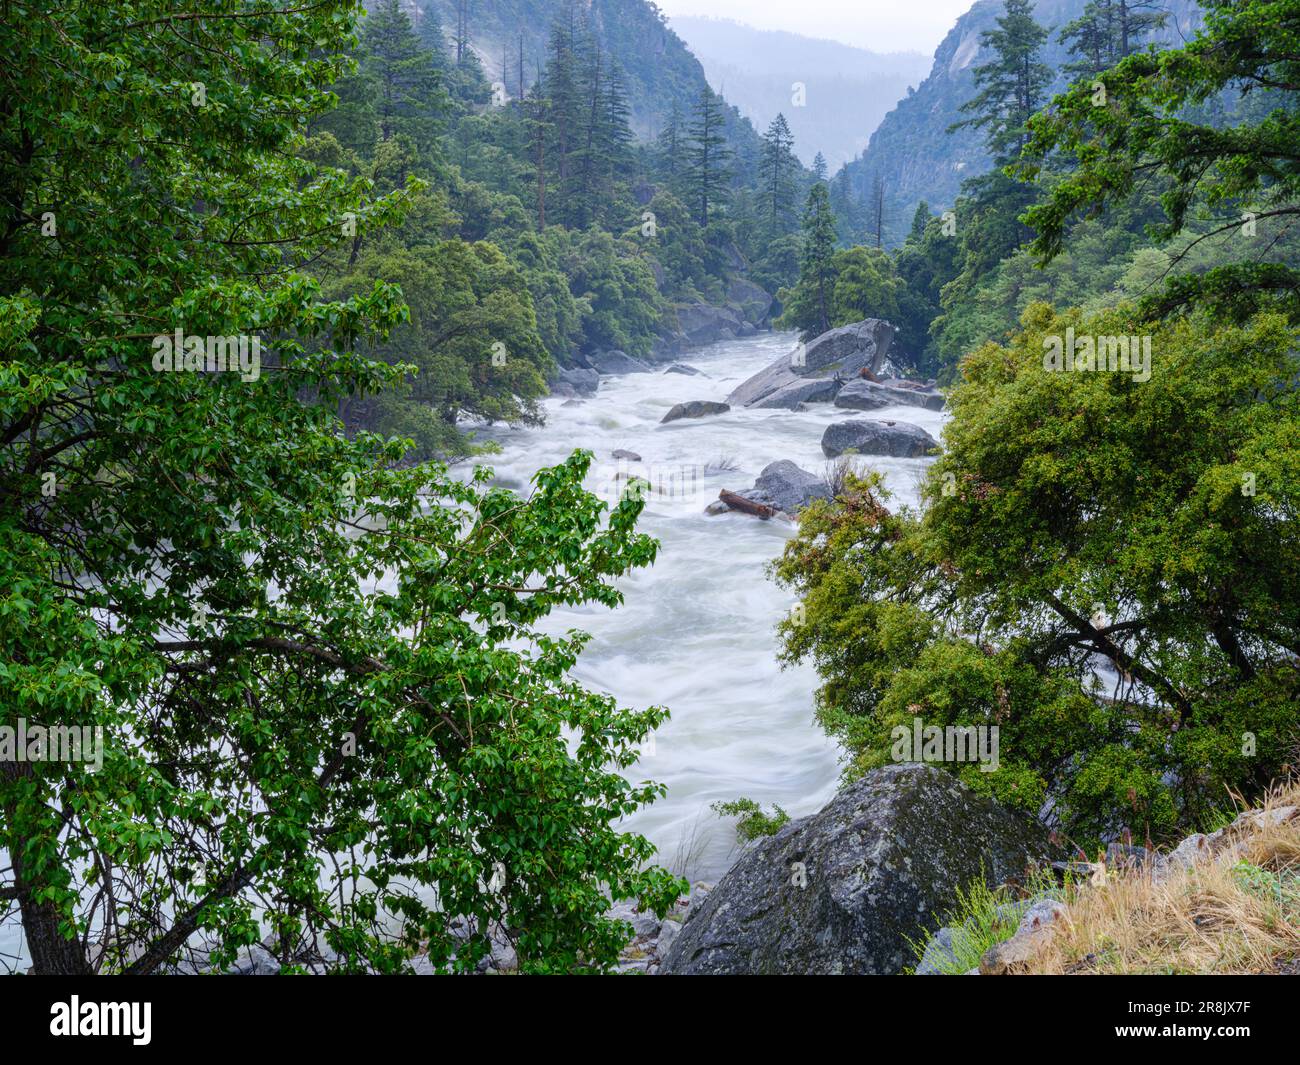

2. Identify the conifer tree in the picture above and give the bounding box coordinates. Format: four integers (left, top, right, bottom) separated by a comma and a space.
655, 99, 685, 188
907, 201, 931, 244
760, 113, 797, 235
524, 82, 551, 227
544, 16, 581, 190
951, 0, 1052, 166
1061, 0, 1168, 77
363, 0, 445, 157
685, 87, 732, 227
792, 183, 838, 336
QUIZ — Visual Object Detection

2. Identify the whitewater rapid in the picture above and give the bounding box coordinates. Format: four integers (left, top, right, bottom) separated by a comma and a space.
478, 330, 945, 882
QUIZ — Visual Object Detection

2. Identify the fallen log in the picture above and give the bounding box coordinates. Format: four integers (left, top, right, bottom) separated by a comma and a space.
718, 489, 777, 520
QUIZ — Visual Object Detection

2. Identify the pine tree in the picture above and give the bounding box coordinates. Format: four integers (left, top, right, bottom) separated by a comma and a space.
907, 201, 931, 244
950, 0, 1052, 166
362, 0, 444, 155
685, 87, 732, 227
798, 184, 837, 336
518, 32, 526, 101
760, 113, 796, 235
1060, 0, 1112, 77
870, 174, 886, 248
524, 82, 551, 228
453, 0, 471, 64
544, 15, 581, 191
1061, 0, 1168, 76
655, 99, 684, 188
602, 63, 634, 188
570, 41, 605, 227
829, 167, 862, 245
415, 2, 449, 66
1114, 0, 1168, 57
812, 151, 829, 183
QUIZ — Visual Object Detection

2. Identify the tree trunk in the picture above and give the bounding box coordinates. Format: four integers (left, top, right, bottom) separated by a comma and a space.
719, 490, 778, 519
2, 763, 91, 974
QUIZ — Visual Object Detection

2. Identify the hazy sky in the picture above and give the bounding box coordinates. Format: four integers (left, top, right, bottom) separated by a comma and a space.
658, 0, 977, 55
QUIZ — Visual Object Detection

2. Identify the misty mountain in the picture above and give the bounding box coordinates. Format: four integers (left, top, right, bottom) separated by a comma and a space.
841, 0, 1204, 245
408, 0, 766, 156
668, 16, 931, 170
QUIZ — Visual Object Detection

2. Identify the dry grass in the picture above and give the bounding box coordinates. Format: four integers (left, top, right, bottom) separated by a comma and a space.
1026, 782, 1300, 974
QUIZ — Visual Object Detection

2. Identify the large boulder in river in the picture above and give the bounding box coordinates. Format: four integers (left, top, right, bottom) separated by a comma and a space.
752, 377, 842, 410
835, 379, 945, 412
799, 320, 897, 376
675, 303, 745, 347
659, 764, 1058, 975
732, 460, 831, 516
726, 277, 774, 326
726, 319, 896, 409
549, 366, 599, 397
822, 419, 939, 458
661, 400, 730, 424
587, 349, 652, 375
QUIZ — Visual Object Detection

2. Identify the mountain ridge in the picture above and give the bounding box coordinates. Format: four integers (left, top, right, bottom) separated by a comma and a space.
842, 0, 1205, 245
669, 15, 931, 170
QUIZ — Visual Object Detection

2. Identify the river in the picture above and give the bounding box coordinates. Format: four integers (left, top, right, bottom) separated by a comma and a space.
478, 330, 945, 883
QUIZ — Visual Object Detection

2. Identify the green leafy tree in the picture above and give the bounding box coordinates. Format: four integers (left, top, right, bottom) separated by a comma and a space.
775, 301, 1300, 843
558, 228, 663, 355
0, 0, 681, 976
325, 240, 551, 459
634, 190, 715, 298
1021, 0, 1300, 324
831, 246, 903, 327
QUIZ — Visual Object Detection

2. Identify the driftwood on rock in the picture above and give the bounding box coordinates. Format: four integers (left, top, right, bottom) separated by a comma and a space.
718, 489, 777, 520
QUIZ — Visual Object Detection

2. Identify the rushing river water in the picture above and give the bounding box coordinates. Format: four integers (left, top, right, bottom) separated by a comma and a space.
0, 330, 944, 968
478, 330, 945, 883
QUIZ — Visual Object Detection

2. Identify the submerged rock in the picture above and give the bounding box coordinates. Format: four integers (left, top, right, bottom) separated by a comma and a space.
661, 400, 730, 424
587, 349, 652, 375
549, 366, 599, 397
659, 764, 1057, 975
664, 363, 705, 376
821, 419, 939, 458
